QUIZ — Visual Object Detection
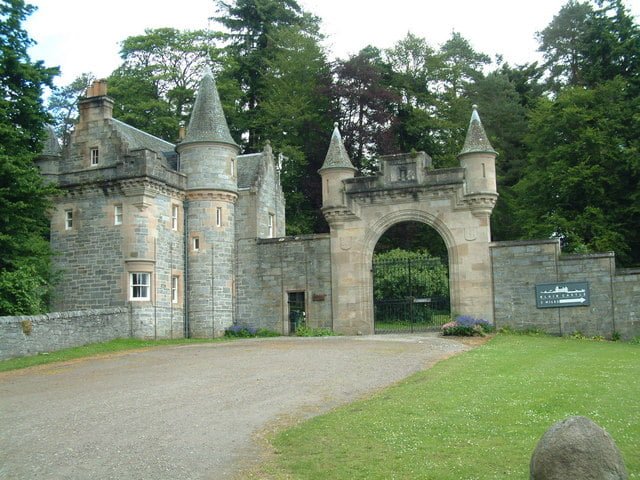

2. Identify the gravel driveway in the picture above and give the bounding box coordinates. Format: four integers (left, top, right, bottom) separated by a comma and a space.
0, 334, 469, 479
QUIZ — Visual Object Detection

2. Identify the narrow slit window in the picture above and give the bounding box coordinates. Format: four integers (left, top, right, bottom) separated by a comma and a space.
216, 207, 222, 227
114, 205, 123, 225
90, 147, 99, 166
64, 209, 73, 230
193, 237, 200, 251
268, 213, 275, 238
171, 276, 179, 304
171, 205, 179, 230
482, 163, 486, 178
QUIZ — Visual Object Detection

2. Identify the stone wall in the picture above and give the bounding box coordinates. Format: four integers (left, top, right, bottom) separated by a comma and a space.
491, 240, 640, 339
0, 308, 130, 360
236, 234, 332, 333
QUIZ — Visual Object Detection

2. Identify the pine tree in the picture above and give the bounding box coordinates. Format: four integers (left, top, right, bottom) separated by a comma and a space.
0, 0, 58, 314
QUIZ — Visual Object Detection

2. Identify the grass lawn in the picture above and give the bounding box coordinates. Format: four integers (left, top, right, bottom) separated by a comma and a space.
265, 334, 640, 479
0, 337, 227, 372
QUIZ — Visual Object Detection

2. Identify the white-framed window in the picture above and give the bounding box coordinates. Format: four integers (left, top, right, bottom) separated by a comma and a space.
64, 209, 73, 230
193, 237, 200, 251
171, 204, 179, 231
130, 272, 150, 300
216, 207, 222, 227
114, 205, 123, 225
90, 147, 99, 166
268, 213, 275, 238
171, 276, 179, 304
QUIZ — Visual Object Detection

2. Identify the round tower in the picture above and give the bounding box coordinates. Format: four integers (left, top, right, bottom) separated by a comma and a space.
318, 123, 357, 223
458, 105, 498, 218
176, 69, 240, 337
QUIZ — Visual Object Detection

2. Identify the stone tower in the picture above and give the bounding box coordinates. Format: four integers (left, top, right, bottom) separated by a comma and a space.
318, 122, 357, 216
457, 104, 498, 225
176, 70, 240, 337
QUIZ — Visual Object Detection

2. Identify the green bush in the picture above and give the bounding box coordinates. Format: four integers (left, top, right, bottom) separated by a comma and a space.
373, 249, 448, 299
295, 323, 336, 337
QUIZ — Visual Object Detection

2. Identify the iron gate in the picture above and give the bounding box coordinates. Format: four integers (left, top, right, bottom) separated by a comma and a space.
373, 254, 450, 333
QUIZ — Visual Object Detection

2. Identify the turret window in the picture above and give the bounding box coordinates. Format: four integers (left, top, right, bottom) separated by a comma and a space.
64, 209, 73, 230
171, 276, 179, 304
268, 213, 275, 238
90, 147, 99, 166
171, 205, 179, 230
130, 272, 150, 300
193, 237, 200, 251
216, 207, 222, 227
114, 205, 123, 225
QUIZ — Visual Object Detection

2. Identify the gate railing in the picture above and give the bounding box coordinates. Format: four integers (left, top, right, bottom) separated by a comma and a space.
374, 296, 450, 333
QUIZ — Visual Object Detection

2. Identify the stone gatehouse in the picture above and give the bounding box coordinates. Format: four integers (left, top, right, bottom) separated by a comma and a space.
36, 71, 499, 338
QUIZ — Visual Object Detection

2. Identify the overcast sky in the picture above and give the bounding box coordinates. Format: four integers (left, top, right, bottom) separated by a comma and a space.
25, 0, 640, 87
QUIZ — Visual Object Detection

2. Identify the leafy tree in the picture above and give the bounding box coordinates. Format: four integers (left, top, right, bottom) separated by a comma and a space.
331, 46, 399, 171
107, 28, 219, 141
516, 78, 639, 264
47, 72, 94, 145
0, 0, 58, 314
384, 33, 445, 158
255, 26, 334, 233
212, 0, 319, 151
373, 249, 449, 300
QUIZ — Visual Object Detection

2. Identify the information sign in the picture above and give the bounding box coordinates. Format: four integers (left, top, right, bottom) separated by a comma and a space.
535, 282, 590, 308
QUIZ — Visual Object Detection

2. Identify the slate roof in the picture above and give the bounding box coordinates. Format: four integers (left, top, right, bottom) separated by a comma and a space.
237, 153, 263, 189
112, 118, 175, 157
459, 105, 497, 156
41, 125, 62, 156
182, 69, 238, 147
319, 123, 356, 171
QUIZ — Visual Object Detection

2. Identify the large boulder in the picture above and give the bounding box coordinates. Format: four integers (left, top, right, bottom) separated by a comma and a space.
530, 416, 628, 479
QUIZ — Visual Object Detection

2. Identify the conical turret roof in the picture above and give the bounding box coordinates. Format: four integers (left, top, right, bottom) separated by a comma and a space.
458, 105, 497, 156
41, 125, 62, 156
183, 68, 237, 147
319, 123, 356, 171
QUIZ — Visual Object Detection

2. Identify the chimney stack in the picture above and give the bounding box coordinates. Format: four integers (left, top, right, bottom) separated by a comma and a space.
78, 79, 114, 124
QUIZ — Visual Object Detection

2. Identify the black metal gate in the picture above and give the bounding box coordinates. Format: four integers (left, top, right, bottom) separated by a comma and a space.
373, 254, 450, 333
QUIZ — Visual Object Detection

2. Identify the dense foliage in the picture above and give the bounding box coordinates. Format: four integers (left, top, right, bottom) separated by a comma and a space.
42, 0, 640, 265
373, 249, 448, 300
0, 0, 57, 314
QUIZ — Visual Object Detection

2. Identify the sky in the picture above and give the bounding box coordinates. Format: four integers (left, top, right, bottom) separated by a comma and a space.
25, 0, 640, 87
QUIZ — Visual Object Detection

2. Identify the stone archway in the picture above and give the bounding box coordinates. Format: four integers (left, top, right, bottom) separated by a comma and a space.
319, 110, 498, 335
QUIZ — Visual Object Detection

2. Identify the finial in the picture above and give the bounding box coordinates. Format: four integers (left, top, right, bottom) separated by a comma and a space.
333, 122, 339, 128
472, 104, 478, 110
203, 65, 213, 77
265, 139, 271, 145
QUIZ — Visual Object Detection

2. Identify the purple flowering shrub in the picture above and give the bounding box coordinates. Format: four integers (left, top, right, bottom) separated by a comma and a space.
441, 315, 494, 336
224, 325, 279, 338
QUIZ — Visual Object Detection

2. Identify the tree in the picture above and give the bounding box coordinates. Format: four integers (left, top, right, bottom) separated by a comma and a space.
255, 26, 334, 233
516, 78, 640, 264
107, 28, 220, 141
47, 72, 94, 145
331, 46, 399, 171
212, 0, 319, 151
0, 0, 58, 314
384, 33, 445, 158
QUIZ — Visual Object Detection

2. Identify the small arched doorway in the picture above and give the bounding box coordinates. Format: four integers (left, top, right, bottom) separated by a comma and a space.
372, 221, 450, 333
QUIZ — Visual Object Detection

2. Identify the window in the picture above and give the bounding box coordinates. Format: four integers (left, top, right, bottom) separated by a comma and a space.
193, 237, 200, 251
130, 272, 150, 300
230, 158, 235, 177
171, 205, 179, 230
64, 209, 73, 230
216, 207, 222, 227
114, 205, 123, 225
90, 147, 99, 166
171, 276, 179, 304
268, 213, 275, 238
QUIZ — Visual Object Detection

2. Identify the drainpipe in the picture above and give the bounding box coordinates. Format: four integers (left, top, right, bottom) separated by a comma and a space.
183, 200, 190, 338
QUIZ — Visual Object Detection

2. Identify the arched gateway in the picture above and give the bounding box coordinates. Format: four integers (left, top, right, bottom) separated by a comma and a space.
319, 108, 498, 335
